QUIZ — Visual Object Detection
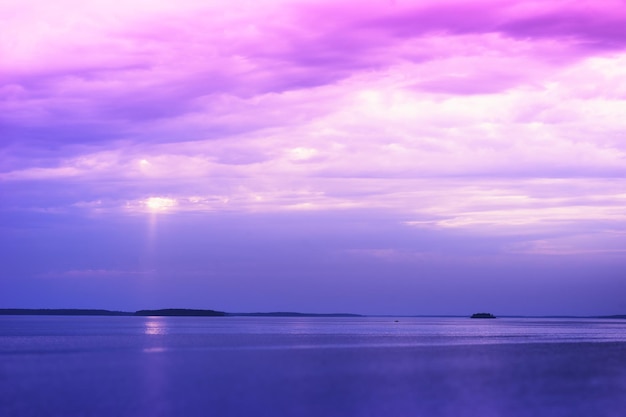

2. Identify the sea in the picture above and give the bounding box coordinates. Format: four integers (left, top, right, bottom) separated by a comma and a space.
1, 316, 625, 417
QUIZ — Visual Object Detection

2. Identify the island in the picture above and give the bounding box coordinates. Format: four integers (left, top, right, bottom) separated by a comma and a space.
470, 312, 496, 319
0, 308, 225, 317
229, 312, 361, 317
0, 309, 131, 316
134, 309, 226, 317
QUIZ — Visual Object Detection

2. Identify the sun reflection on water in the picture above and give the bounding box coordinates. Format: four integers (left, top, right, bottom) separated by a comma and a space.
144, 318, 168, 335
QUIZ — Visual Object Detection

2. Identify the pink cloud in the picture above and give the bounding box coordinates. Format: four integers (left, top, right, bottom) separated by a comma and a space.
2, 0, 626, 257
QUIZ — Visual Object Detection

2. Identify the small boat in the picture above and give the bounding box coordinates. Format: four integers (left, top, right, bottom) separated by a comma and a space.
470, 312, 496, 319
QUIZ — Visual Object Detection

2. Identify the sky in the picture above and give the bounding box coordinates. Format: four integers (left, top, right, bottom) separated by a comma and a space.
1, 0, 626, 316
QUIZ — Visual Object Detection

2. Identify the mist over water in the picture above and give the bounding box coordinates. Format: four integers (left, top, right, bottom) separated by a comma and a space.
2, 316, 626, 417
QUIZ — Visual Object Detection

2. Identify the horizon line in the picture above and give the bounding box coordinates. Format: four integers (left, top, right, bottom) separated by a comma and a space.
1, 308, 625, 319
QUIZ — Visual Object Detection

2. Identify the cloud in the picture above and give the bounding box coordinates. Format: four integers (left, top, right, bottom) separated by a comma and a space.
504, 231, 626, 256
2, 0, 626, 259
40, 269, 153, 279
3, 0, 624, 155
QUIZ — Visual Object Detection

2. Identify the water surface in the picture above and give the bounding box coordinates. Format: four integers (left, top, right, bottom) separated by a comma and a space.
1, 316, 625, 416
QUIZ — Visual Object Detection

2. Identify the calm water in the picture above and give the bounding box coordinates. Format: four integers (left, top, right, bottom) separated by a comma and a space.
1, 316, 626, 417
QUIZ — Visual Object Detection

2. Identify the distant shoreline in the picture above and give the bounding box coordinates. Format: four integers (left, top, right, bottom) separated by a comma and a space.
0, 308, 361, 318
0, 308, 625, 319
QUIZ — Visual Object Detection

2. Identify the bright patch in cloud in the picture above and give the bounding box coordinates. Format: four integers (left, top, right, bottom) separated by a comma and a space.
145, 197, 177, 211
